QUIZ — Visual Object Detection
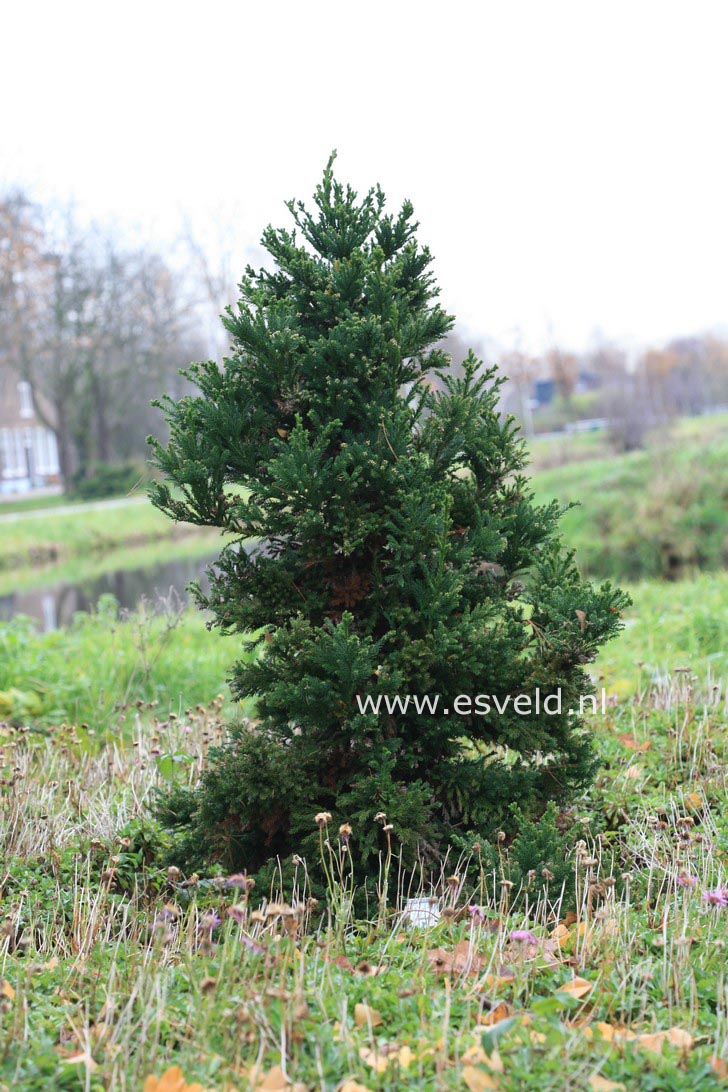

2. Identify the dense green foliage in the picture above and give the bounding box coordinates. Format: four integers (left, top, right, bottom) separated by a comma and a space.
149, 158, 629, 876
70, 460, 143, 501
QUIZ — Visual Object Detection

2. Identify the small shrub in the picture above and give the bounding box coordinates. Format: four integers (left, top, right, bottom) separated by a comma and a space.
150, 157, 629, 881
70, 461, 142, 500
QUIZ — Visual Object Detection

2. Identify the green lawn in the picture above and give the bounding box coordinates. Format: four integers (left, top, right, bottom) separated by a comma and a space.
0, 575, 726, 1089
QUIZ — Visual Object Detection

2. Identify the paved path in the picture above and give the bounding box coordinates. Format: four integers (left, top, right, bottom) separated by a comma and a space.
0, 494, 149, 525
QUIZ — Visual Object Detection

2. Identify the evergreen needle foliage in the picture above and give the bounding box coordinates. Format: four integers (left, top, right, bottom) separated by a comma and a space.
149, 155, 630, 879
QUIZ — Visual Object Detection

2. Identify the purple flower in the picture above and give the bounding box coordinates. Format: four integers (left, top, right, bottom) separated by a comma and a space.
241, 935, 264, 954
227, 904, 246, 923
509, 929, 538, 944
198, 911, 221, 933
468, 904, 486, 923
225, 873, 249, 890
677, 874, 698, 888
702, 887, 728, 907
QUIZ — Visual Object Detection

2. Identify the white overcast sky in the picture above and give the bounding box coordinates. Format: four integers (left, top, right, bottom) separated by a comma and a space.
3, 0, 727, 355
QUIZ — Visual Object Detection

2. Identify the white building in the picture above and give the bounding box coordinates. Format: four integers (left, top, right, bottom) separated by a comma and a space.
0, 371, 60, 493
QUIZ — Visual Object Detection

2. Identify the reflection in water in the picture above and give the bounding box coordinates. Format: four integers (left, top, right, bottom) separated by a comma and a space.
0, 553, 218, 630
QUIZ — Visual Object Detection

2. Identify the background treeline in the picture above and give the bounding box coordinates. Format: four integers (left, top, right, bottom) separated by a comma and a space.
3, 188, 728, 495
497, 337, 728, 450
0, 190, 209, 491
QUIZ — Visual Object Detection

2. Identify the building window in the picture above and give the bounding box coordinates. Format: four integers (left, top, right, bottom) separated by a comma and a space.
0, 428, 26, 477
33, 427, 59, 475
18, 381, 34, 419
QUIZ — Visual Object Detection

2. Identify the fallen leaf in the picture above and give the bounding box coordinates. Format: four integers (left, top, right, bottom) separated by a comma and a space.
685, 792, 703, 811
463, 1046, 505, 1072
588, 1077, 626, 1091
143, 1066, 207, 1092
550, 924, 573, 948
710, 1054, 728, 1080
358, 1047, 389, 1074
558, 976, 593, 999
1, 981, 15, 1000
625, 764, 643, 780
634, 1027, 693, 1055
256, 1066, 289, 1091
64, 1052, 98, 1071
575, 609, 587, 632
462, 1065, 498, 1091
354, 1003, 382, 1028
426, 939, 486, 976
482, 971, 517, 988
583, 1021, 634, 1043
338, 1082, 372, 1092
618, 734, 651, 752
396, 1045, 415, 1069
479, 1001, 512, 1026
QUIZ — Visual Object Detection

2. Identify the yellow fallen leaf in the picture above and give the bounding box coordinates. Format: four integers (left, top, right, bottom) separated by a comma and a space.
465, 1045, 505, 1072
482, 972, 516, 988
64, 1052, 98, 1071
559, 977, 593, 999
256, 1066, 289, 1091
396, 1045, 415, 1069
480, 1001, 512, 1026
143, 1066, 207, 1092
635, 1028, 693, 1055
710, 1054, 728, 1080
358, 1048, 389, 1074
588, 1077, 626, 1091
1, 981, 15, 1001
338, 1082, 372, 1092
354, 1002, 383, 1028
550, 924, 573, 947
685, 791, 702, 811
462, 1065, 498, 1091
583, 1021, 635, 1043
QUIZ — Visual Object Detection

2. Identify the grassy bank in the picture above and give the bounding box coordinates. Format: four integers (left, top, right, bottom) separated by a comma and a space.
0, 496, 215, 573
0, 534, 220, 598
530, 415, 728, 581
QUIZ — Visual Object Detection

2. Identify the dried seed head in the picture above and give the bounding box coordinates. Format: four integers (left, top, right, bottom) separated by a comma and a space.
338, 823, 352, 843
315, 812, 332, 828
445, 874, 461, 890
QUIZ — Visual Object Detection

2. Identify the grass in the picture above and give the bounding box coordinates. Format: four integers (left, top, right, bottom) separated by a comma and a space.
530, 415, 728, 581
0, 491, 71, 515
0, 596, 246, 730
0, 673, 726, 1089
0, 576, 727, 1087
0, 495, 213, 573
0, 533, 220, 598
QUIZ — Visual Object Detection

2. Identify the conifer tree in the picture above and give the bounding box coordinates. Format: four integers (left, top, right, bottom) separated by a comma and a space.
149, 155, 629, 875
